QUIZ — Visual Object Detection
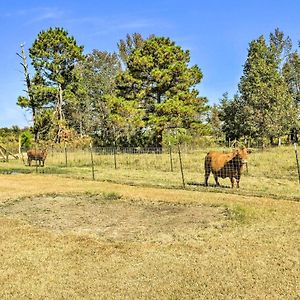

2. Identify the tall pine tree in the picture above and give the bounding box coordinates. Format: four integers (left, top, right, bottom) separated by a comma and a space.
116, 36, 208, 147
238, 34, 296, 145
29, 27, 84, 142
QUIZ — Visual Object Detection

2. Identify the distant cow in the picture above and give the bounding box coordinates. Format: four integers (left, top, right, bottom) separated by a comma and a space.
204, 147, 249, 188
27, 149, 48, 167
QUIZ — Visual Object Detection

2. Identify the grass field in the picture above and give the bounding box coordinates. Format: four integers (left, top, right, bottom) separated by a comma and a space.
1, 145, 299, 200
0, 171, 299, 299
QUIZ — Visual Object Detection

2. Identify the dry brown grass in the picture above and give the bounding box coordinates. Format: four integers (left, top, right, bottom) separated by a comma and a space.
0, 174, 299, 299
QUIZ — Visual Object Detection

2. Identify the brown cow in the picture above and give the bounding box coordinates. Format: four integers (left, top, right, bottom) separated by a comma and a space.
204, 147, 249, 188
27, 149, 48, 167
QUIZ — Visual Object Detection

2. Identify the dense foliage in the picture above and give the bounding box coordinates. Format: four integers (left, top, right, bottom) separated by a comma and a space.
116, 36, 209, 147
13, 27, 300, 148
217, 29, 300, 146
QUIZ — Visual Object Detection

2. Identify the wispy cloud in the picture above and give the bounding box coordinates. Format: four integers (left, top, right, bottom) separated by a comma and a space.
65, 16, 172, 37
26, 7, 64, 24
2, 6, 172, 35
2, 6, 64, 23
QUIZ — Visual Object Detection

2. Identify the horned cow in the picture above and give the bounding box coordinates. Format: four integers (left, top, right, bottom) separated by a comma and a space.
27, 149, 48, 167
204, 147, 249, 188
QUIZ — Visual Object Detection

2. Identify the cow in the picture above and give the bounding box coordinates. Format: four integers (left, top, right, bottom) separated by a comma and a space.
204, 147, 249, 188
27, 149, 48, 167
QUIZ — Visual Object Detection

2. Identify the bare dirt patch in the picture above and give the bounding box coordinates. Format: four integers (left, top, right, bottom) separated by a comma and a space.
0, 193, 228, 243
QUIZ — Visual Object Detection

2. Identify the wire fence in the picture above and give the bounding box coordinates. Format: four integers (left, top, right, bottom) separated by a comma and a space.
1, 144, 300, 200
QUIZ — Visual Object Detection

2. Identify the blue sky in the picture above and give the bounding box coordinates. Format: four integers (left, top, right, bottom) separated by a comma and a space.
1, 0, 300, 127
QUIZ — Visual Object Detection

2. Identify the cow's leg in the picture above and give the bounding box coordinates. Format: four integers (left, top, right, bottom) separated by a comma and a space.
204, 157, 211, 186
236, 176, 240, 188
230, 176, 234, 188
204, 168, 210, 186
213, 174, 220, 186
28, 158, 31, 166
236, 173, 241, 188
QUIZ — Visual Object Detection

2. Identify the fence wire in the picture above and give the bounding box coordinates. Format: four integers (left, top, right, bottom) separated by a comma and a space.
1, 145, 300, 200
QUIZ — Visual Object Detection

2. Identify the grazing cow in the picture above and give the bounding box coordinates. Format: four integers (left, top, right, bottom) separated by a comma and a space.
27, 149, 48, 167
204, 147, 249, 188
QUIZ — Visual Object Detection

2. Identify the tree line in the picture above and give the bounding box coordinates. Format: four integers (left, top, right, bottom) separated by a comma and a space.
211, 29, 300, 146
15, 27, 300, 148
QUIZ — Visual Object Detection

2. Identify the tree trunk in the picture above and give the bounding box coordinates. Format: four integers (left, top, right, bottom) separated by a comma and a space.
153, 127, 163, 151
18, 44, 38, 142
56, 84, 64, 143
157, 93, 161, 104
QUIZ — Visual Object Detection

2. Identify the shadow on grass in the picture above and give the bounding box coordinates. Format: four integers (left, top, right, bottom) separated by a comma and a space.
1, 169, 32, 175
187, 181, 232, 189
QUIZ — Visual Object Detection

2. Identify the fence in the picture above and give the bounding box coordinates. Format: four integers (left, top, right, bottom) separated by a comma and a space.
1, 144, 299, 200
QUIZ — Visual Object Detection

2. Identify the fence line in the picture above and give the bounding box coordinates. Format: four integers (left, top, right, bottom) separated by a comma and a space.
2, 145, 299, 200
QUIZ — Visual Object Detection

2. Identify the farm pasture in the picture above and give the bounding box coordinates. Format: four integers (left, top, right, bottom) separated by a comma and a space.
1, 145, 299, 200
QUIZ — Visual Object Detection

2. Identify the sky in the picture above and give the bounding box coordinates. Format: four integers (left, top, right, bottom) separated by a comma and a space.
1, 0, 300, 127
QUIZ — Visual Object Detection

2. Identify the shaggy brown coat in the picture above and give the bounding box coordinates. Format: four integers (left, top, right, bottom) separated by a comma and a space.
27, 149, 48, 167
204, 148, 249, 188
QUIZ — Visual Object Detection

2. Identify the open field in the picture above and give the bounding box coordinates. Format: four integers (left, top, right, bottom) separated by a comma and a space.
0, 174, 299, 299
1, 145, 299, 200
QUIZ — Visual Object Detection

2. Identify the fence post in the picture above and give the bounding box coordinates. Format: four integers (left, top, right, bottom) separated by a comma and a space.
294, 143, 300, 184
113, 144, 117, 169
169, 144, 174, 172
35, 143, 38, 173
64, 142, 68, 167
178, 143, 185, 188
90, 143, 95, 181
20, 148, 25, 165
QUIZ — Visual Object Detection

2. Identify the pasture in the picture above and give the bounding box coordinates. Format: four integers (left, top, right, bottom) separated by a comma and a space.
0, 146, 299, 298
1, 145, 299, 200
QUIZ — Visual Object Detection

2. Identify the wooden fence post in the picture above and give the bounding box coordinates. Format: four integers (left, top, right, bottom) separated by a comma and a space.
178, 144, 185, 188
169, 144, 174, 172
294, 143, 300, 184
64, 143, 68, 167
113, 144, 117, 169
90, 143, 95, 181
35, 144, 38, 173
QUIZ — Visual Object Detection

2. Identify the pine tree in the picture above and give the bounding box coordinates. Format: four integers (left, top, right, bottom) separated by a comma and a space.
238, 34, 296, 145
29, 27, 84, 142
116, 36, 208, 147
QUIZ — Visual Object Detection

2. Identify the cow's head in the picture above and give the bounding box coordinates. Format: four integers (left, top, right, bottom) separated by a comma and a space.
234, 147, 250, 165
